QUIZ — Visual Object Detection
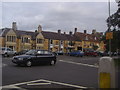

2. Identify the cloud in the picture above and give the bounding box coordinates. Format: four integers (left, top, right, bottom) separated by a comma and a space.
2, 2, 118, 34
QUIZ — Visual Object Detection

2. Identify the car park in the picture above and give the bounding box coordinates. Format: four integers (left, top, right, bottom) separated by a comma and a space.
0, 47, 17, 57
85, 51, 98, 57
12, 50, 57, 67
69, 50, 84, 57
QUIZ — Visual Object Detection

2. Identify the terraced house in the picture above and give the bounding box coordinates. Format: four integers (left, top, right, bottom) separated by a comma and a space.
0, 22, 105, 52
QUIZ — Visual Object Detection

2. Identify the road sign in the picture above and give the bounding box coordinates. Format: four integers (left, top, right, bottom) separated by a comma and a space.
106, 32, 113, 40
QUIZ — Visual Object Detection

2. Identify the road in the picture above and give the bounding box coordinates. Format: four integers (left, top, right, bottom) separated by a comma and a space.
1, 55, 119, 89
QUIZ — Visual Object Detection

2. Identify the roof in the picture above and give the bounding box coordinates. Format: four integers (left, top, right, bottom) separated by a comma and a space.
0, 28, 102, 42
75, 32, 101, 42
42, 31, 81, 41
0, 28, 38, 40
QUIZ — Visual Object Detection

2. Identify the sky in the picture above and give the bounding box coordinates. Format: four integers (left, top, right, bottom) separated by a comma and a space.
1, 1, 119, 34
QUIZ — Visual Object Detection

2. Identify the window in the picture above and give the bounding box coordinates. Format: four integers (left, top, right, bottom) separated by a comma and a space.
50, 39, 53, 44
61, 41, 63, 45
85, 36, 88, 40
37, 50, 44, 54
37, 39, 43, 44
7, 36, 16, 42
21, 37, 30, 43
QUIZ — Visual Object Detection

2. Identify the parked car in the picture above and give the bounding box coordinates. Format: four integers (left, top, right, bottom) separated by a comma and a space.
12, 50, 57, 67
55, 51, 64, 55
69, 50, 84, 57
17, 49, 29, 55
85, 51, 98, 57
97, 51, 109, 56
0, 47, 17, 57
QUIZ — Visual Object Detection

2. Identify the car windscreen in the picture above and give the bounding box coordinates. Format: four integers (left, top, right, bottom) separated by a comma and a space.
26, 50, 36, 55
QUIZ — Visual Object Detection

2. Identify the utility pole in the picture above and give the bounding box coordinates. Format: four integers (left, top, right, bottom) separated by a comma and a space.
108, 0, 112, 56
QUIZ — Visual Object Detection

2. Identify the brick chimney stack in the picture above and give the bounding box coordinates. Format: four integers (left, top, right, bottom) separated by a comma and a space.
92, 29, 96, 34
84, 30, 87, 34
74, 28, 77, 34
69, 31, 72, 36
12, 22, 17, 30
58, 30, 61, 35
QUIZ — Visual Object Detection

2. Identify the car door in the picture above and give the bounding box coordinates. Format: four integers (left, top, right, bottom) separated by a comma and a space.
36, 50, 45, 64
43, 51, 53, 63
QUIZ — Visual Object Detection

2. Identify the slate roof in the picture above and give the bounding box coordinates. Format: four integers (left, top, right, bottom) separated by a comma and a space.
75, 32, 100, 42
0, 28, 38, 40
41, 31, 81, 41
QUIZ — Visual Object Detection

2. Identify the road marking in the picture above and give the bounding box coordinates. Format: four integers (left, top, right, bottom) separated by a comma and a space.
2, 79, 88, 89
59, 60, 98, 68
0, 63, 7, 68
27, 82, 51, 85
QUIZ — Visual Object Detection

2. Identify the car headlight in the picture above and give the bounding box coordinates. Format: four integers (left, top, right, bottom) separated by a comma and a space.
18, 58, 24, 60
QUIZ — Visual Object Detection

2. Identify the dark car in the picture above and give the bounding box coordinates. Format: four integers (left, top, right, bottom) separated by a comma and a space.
85, 51, 98, 57
69, 50, 84, 57
12, 50, 57, 67
17, 49, 29, 55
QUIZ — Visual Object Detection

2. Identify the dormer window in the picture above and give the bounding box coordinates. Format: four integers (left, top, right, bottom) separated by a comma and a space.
85, 36, 88, 40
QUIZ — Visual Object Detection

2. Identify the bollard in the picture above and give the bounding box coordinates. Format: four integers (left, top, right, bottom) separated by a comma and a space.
98, 57, 116, 88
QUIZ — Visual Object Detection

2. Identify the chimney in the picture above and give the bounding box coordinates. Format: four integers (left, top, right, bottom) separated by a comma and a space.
12, 22, 17, 30
69, 31, 72, 36
64, 32, 66, 35
38, 25, 42, 33
84, 30, 87, 34
92, 29, 96, 34
74, 28, 77, 34
58, 30, 61, 34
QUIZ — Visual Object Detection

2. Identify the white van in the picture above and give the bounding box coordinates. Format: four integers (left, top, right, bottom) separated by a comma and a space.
0, 47, 17, 57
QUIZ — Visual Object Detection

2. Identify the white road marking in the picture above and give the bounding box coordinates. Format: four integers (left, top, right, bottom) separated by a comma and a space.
2, 79, 88, 89
27, 82, 51, 86
59, 60, 98, 68
0, 63, 7, 68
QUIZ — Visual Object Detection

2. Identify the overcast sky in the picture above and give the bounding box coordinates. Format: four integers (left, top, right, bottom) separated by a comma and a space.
1, 1, 118, 34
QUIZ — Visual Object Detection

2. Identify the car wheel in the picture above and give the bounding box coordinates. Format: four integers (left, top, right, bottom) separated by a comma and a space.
50, 60, 56, 65
4, 53, 8, 57
26, 61, 32, 67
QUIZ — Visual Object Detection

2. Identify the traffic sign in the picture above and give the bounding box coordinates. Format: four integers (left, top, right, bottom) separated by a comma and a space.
106, 32, 113, 40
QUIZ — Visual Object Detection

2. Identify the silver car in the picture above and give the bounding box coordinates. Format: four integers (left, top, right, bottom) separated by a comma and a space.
0, 47, 17, 57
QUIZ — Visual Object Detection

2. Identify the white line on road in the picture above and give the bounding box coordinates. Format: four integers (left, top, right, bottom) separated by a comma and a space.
27, 82, 51, 86
2, 79, 88, 89
59, 60, 98, 68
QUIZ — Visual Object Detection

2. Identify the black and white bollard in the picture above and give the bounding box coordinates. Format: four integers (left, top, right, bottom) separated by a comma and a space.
98, 57, 116, 88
